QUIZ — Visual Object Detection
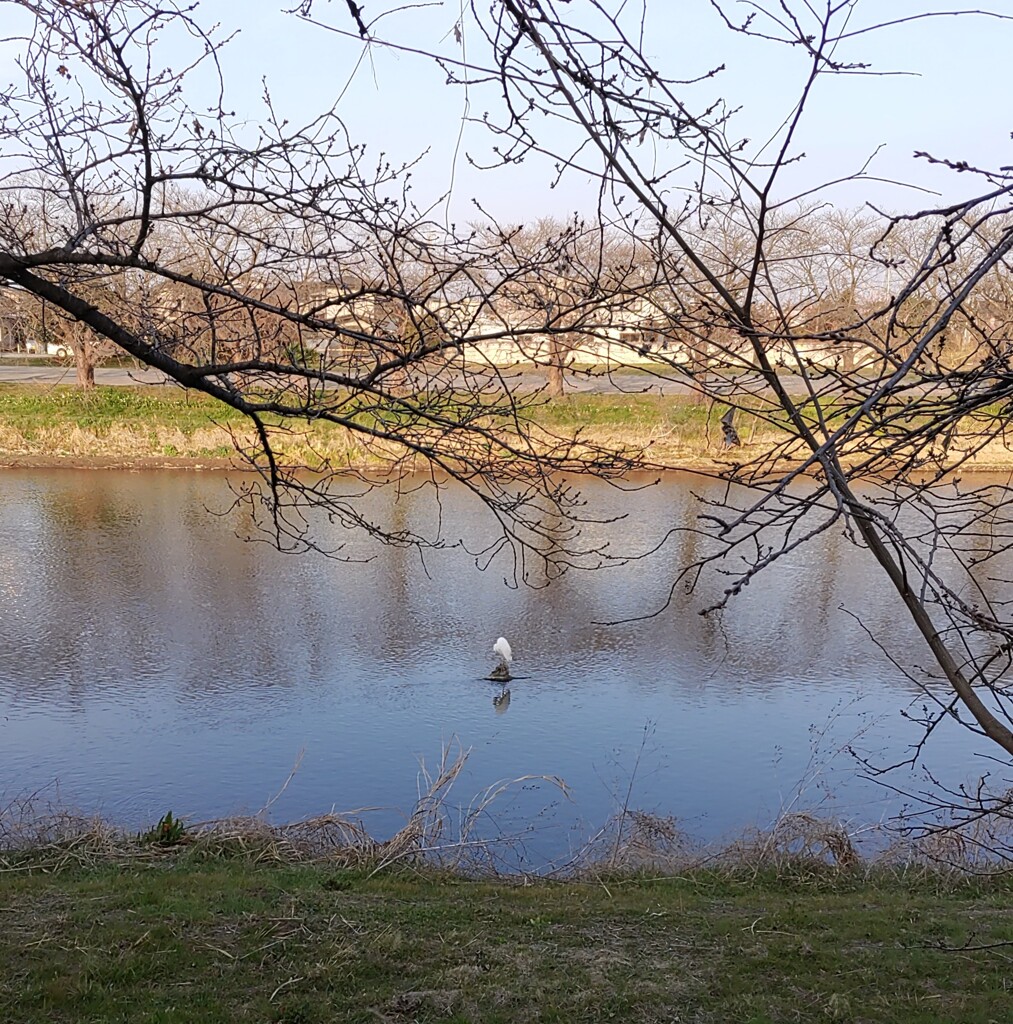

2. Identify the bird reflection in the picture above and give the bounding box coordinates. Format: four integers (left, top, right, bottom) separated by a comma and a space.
493, 687, 511, 714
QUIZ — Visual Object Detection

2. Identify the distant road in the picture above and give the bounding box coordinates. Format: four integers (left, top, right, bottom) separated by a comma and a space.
0, 363, 172, 386
1, 361, 826, 396
0, 361, 695, 394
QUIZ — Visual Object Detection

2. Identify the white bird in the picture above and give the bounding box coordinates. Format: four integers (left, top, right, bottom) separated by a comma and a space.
493, 636, 513, 668
490, 636, 513, 682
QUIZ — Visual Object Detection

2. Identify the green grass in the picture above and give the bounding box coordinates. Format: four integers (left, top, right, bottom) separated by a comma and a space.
4, 375, 1007, 473
0, 383, 735, 435
0, 384, 772, 467
0, 384, 358, 464
534, 391, 719, 435
1, 859, 1011, 1023
4, 382, 969, 471
0, 383, 247, 436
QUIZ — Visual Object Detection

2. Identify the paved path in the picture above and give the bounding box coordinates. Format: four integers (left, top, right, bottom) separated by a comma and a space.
0, 363, 172, 385
0, 361, 696, 394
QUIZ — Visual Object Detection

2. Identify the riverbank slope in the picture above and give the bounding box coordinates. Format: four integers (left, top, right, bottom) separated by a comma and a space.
2, 857, 1009, 1023
4, 382, 1012, 474
0, 383, 743, 472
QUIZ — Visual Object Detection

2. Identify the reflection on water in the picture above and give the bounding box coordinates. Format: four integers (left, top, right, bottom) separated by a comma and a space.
0, 468, 993, 856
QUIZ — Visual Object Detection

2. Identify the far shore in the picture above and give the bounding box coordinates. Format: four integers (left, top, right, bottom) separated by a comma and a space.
3, 381, 1013, 475
0, 453, 238, 471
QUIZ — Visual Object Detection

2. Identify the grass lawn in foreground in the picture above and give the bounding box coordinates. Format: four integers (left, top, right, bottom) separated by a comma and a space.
2, 859, 1011, 1023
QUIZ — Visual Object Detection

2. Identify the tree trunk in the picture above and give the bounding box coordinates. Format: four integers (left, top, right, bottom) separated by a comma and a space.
547, 334, 565, 399
75, 345, 96, 389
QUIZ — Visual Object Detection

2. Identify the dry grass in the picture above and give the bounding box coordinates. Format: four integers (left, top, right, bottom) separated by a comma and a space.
1, 794, 1005, 884
0, 743, 573, 878
0, 794, 125, 873
724, 811, 862, 871
6, 743, 1013, 882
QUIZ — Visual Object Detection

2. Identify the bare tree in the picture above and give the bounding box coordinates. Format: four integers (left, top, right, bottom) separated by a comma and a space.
475, 216, 647, 397
0, 0, 641, 581
17, 271, 125, 387
305, 0, 1013, 834
6, 0, 1013, 836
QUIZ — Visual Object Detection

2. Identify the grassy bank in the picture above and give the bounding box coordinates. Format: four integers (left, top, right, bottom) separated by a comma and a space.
3, 381, 1012, 474
0, 384, 395, 468
2, 855, 1011, 1023
0, 383, 774, 470
0, 385, 247, 464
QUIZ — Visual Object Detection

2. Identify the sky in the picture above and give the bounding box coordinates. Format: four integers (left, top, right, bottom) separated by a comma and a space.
1, 1, 1011, 225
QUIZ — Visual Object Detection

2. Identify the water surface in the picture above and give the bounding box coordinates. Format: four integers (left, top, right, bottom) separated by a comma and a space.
0, 469, 991, 861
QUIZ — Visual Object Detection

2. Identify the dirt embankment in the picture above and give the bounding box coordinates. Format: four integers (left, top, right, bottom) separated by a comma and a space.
7, 437, 1013, 476
0, 453, 237, 471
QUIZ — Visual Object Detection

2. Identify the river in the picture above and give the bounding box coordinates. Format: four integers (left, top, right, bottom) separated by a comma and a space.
0, 468, 991, 864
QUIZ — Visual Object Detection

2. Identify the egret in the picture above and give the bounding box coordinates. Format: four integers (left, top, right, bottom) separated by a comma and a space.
493, 636, 512, 667
490, 636, 513, 682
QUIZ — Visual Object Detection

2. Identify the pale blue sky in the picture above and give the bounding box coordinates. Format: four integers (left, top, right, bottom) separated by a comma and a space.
2, 1, 1010, 222
191, 0, 1013, 219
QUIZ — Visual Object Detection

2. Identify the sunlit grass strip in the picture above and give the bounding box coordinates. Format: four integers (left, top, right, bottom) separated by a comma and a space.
0, 383, 248, 433
7, 383, 1007, 473
0, 384, 783, 468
